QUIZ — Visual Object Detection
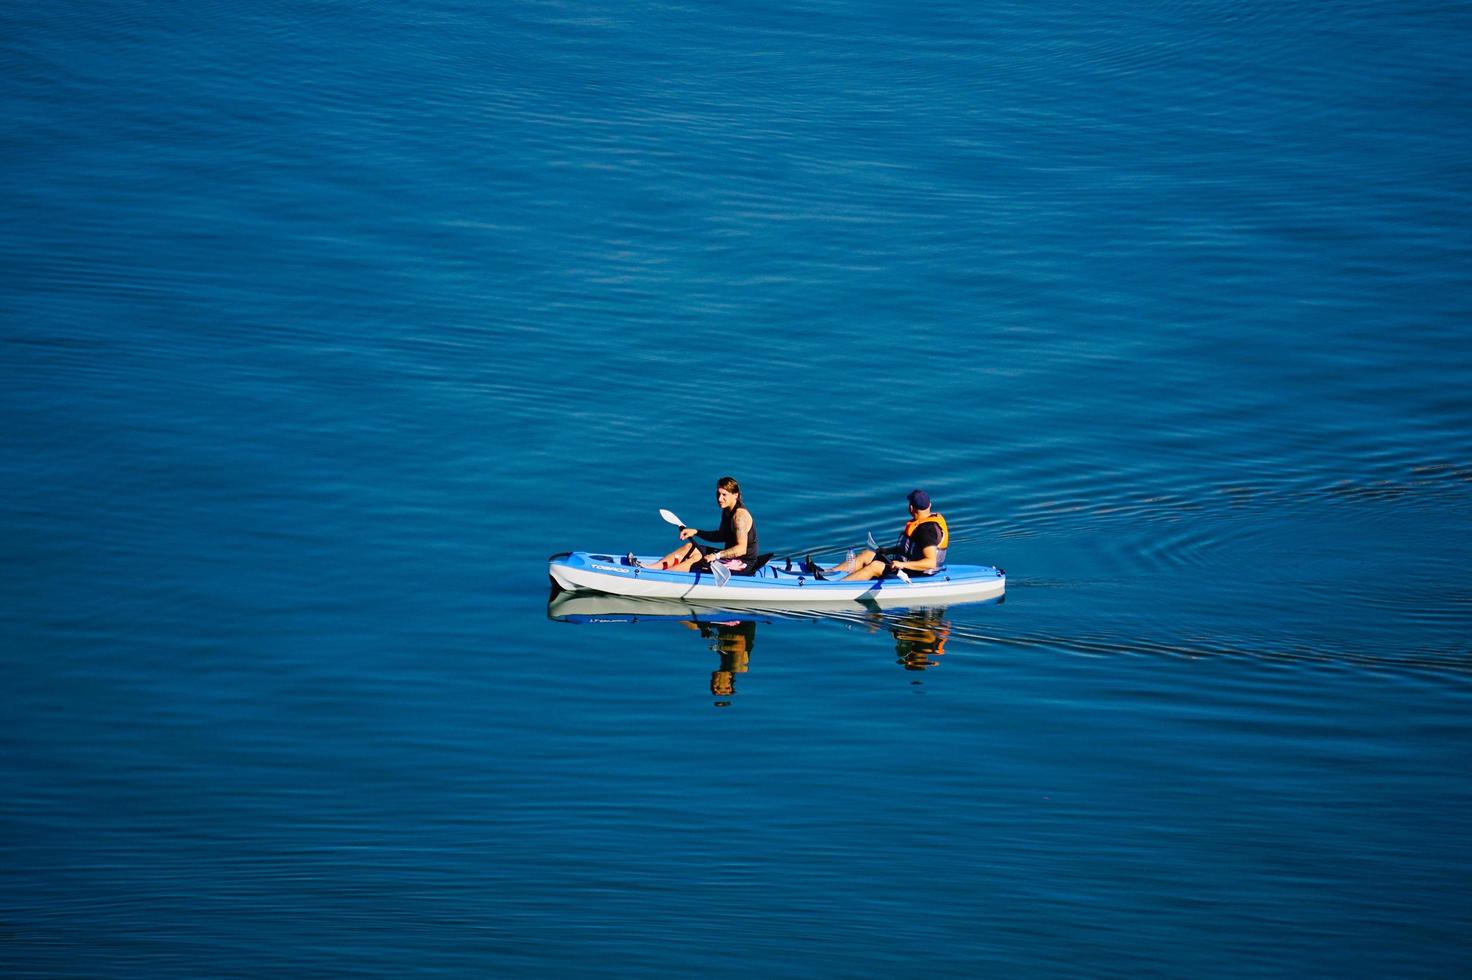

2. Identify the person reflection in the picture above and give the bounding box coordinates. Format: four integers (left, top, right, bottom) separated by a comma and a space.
681, 618, 756, 704
890, 607, 951, 671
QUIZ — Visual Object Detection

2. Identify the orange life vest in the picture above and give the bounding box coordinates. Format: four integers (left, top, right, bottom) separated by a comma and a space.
899, 513, 948, 567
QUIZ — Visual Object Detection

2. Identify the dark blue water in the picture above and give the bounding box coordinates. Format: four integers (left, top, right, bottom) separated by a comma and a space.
4, 2, 1470, 975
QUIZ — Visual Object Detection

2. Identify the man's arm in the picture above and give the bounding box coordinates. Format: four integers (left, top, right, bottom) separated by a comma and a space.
891, 544, 939, 572
891, 524, 941, 571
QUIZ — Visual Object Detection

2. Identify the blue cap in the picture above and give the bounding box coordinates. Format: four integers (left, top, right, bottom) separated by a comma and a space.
907, 489, 931, 510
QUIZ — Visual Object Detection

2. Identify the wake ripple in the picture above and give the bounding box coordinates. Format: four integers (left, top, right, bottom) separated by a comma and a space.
911, 618, 1472, 681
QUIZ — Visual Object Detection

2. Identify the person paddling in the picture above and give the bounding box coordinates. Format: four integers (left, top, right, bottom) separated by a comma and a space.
643, 476, 759, 573
828, 489, 948, 581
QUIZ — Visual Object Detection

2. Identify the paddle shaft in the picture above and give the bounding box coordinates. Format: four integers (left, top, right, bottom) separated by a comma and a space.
660, 507, 734, 584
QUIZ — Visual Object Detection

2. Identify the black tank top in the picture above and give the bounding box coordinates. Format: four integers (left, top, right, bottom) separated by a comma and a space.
718, 507, 759, 561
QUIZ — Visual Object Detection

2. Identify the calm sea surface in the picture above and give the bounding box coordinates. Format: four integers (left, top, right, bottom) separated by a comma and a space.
3, 1, 1470, 976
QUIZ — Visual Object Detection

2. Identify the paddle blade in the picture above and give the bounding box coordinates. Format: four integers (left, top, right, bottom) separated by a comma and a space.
710, 560, 731, 586
867, 531, 879, 551
896, 568, 912, 584
659, 509, 685, 528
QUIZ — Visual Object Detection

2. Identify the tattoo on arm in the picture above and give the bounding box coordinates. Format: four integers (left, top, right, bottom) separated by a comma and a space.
732, 511, 751, 552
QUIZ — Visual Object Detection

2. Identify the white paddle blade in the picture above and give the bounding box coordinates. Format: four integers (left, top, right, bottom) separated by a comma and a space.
710, 560, 731, 586
896, 569, 912, 584
659, 509, 685, 528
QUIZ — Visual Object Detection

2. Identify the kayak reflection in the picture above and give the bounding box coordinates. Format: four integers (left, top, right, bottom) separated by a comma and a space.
548, 592, 987, 692
546, 593, 769, 704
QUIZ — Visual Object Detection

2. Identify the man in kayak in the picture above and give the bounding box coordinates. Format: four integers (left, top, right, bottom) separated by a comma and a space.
643, 476, 760, 573
828, 489, 948, 581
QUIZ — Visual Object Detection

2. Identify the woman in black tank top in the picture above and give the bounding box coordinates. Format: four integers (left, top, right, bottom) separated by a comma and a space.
645, 476, 758, 572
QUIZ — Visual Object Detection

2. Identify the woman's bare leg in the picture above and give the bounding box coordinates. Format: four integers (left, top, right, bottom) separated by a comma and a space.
650, 541, 703, 571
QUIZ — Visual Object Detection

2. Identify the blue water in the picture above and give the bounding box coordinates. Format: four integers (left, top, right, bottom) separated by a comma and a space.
4, 1, 1471, 975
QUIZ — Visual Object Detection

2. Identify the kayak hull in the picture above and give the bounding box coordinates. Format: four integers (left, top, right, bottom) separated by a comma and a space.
547, 552, 1005, 606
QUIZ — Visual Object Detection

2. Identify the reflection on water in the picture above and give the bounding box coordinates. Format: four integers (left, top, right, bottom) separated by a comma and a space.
891, 608, 951, 671
680, 618, 756, 705
549, 592, 978, 699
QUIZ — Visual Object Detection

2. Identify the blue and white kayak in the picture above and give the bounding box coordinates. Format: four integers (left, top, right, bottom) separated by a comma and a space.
547, 551, 1005, 605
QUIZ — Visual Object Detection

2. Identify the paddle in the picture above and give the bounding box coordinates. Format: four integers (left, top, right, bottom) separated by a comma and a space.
661, 508, 731, 585
867, 531, 911, 584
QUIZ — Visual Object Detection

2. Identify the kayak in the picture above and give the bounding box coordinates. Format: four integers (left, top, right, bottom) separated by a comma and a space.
547, 551, 1005, 606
